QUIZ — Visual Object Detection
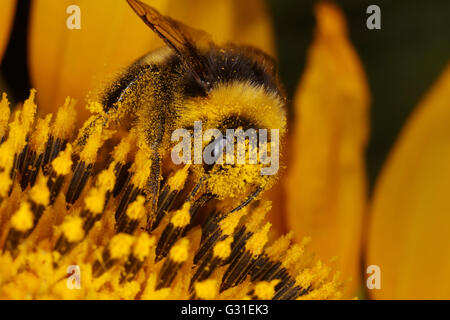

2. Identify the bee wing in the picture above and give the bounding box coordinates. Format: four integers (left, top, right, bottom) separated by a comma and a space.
127, 0, 213, 90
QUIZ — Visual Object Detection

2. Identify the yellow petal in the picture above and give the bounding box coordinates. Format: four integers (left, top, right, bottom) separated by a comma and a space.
166, 0, 275, 55
29, 0, 170, 123
0, 0, 16, 63
284, 2, 370, 295
29, 0, 275, 124
367, 63, 450, 299
230, 0, 276, 56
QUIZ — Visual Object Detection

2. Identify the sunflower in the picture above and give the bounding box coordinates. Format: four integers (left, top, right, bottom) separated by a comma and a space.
0, 0, 344, 300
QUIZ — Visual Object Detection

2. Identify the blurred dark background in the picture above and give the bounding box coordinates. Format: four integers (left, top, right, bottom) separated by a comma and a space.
267, 0, 450, 187
1, 0, 449, 190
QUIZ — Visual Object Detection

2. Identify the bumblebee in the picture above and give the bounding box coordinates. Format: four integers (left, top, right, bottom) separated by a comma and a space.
79, 0, 287, 221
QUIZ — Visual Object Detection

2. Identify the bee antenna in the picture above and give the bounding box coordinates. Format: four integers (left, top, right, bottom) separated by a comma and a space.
229, 187, 263, 213
186, 175, 209, 202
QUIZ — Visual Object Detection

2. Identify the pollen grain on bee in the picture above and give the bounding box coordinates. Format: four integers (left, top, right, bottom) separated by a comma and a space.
170, 121, 280, 176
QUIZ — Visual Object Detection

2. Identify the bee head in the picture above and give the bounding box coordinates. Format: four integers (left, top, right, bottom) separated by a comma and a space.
173, 81, 287, 201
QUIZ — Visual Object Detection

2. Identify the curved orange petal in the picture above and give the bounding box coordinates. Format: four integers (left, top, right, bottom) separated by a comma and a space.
0, 0, 17, 63
367, 63, 450, 300
284, 2, 370, 295
29, 0, 275, 123
167, 0, 234, 44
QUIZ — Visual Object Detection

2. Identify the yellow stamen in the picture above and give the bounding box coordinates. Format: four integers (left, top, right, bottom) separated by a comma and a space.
52, 97, 77, 140
246, 201, 271, 232
0, 141, 15, 171
126, 195, 146, 220
254, 280, 280, 300
96, 164, 116, 193
60, 216, 85, 242
218, 207, 248, 235
110, 234, 135, 260
130, 149, 152, 189
296, 261, 332, 290
30, 114, 52, 154
169, 238, 189, 263
298, 273, 342, 300
51, 144, 73, 176
170, 202, 191, 228
20, 89, 37, 131
11, 202, 34, 232
212, 237, 233, 260
29, 175, 50, 207
0, 171, 12, 198
245, 222, 271, 256
79, 121, 114, 164
194, 279, 218, 300
86, 100, 104, 115
281, 243, 305, 270
133, 233, 155, 261
167, 164, 190, 191
265, 231, 294, 259
84, 187, 106, 215
111, 133, 135, 164
3, 112, 27, 160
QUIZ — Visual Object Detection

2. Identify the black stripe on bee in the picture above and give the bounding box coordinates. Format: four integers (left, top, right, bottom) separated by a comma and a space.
101, 60, 160, 113
183, 47, 281, 98
103, 45, 281, 108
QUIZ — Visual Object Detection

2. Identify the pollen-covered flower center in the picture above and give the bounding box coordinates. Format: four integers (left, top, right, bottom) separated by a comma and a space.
0, 91, 343, 300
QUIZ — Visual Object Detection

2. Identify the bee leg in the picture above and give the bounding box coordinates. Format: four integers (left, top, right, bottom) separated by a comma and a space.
143, 112, 166, 226
146, 152, 161, 217
229, 187, 263, 213
74, 115, 104, 149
